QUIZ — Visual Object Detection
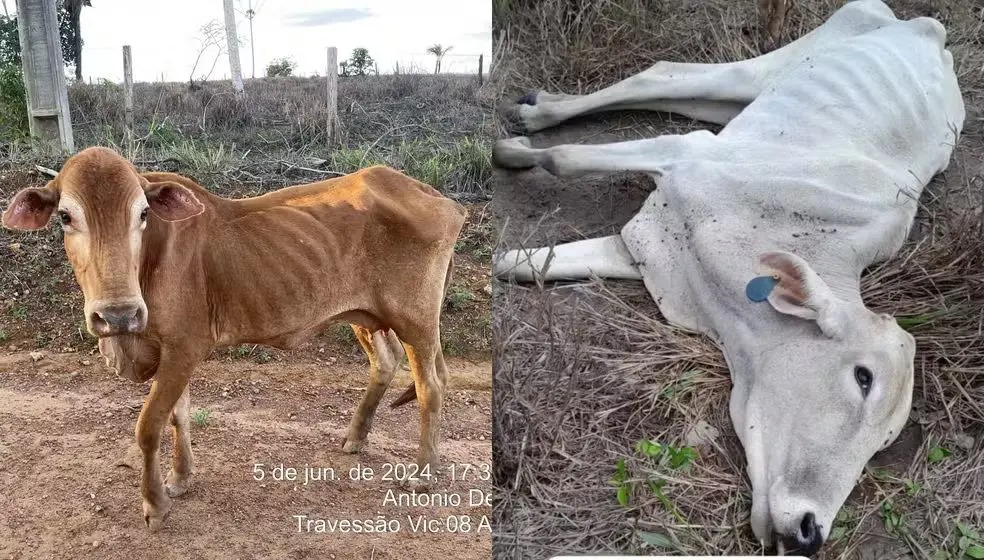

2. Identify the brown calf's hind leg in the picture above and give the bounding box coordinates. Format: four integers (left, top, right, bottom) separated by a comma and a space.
136, 360, 194, 532
165, 384, 194, 497
342, 326, 405, 453
404, 335, 448, 481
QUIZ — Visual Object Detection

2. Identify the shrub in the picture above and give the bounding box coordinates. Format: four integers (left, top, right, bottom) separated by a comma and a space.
0, 64, 28, 140
266, 57, 296, 78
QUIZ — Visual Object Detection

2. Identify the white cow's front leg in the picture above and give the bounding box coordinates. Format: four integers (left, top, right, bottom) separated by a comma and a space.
494, 235, 641, 282
494, 131, 713, 177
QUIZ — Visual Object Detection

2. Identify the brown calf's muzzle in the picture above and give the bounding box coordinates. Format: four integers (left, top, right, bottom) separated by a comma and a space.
87, 299, 148, 336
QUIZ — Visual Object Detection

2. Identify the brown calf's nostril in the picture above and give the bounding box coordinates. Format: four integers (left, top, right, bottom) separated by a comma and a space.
91, 305, 144, 334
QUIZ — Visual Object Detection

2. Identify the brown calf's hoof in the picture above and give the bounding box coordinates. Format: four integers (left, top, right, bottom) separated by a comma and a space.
341, 438, 365, 454
143, 495, 172, 533
165, 469, 193, 497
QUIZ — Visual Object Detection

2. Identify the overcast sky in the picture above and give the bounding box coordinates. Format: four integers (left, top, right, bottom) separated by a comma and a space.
13, 0, 491, 82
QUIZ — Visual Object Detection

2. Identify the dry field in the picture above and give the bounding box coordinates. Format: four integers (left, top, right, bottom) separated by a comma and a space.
492, 1, 984, 559
0, 73, 494, 558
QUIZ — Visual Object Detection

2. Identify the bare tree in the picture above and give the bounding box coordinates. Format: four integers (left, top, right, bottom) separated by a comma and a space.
426, 44, 452, 74
223, 0, 244, 94
63, 0, 91, 81
188, 21, 226, 89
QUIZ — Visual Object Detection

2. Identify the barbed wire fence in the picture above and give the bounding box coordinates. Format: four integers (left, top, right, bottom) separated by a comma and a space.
76, 44, 489, 152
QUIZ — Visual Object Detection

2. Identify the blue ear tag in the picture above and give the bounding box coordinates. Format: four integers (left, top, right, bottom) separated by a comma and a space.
745, 275, 779, 302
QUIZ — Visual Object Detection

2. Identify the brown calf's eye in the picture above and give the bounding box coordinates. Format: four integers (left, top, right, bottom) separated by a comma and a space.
140, 208, 149, 222
58, 211, 71, 225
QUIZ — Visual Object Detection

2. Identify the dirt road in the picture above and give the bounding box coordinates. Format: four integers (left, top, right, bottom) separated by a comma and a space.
0, 350, 492, 560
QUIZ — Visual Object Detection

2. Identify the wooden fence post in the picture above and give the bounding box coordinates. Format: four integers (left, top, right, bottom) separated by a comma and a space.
123, 45, 134, 150
326, 46, 338, 145
478, 54, 484, 85
16, 0, 74, 152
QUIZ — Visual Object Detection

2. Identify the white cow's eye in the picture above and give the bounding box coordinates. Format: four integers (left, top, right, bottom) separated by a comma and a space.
854, 366, 873, 397
58, 211, 72, 226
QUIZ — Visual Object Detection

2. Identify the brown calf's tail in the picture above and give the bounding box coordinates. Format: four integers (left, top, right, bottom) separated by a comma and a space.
389, 255, 456, 408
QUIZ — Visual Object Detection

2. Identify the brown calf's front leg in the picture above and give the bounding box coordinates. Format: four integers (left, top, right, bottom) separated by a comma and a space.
343, 326, 405, 453
136, 359, 194, 532
165, 384, 194, 497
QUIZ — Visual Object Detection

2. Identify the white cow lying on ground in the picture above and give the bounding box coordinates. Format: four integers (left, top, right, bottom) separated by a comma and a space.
493, 0, 964, 555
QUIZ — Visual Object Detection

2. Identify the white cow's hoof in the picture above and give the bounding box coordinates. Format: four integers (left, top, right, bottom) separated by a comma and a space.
493, 137, 536, 170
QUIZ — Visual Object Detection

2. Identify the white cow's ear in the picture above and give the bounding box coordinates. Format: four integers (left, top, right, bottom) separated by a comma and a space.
758, 251, 848, 339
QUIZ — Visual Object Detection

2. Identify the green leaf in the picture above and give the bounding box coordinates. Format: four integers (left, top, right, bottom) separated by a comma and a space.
616, 484, 630, 507
836, 507, 856, 523
960, 536, 972, 551
830, 526, 846, 541
612, 458, 627, 484
931, 551, 951, 560
635, 439, 663, 458
647, 478, 667, 496
957, 523, 981, 540
928, 446, 952, 464
669, 446, 698, 469
966, 545, 984, 559
638, 531, 677, 550
872, 468, 894, 481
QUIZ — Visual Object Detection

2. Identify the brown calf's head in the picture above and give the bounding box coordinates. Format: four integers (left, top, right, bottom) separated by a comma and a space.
1, 147, 204, 337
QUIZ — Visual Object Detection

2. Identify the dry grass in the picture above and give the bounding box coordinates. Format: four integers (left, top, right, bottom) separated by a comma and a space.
69, 74, 483, 149
58, 74, 495, 202
492, 0, 984, 558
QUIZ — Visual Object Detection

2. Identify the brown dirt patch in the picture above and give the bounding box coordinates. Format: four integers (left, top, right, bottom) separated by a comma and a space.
0, 350, 491, 559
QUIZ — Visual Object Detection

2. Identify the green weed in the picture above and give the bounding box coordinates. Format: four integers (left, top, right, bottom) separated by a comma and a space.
446, 287, 476, 310
612, 439, 698, 521
191, 408, 212, 428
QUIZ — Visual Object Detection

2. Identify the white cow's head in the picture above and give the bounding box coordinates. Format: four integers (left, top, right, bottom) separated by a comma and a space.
733, 251, 914, 556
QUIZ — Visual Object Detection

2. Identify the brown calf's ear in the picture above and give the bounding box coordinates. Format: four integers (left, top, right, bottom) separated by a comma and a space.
758, 251, 849, 339
1, 184, 60, 230
145, 181, 205, 222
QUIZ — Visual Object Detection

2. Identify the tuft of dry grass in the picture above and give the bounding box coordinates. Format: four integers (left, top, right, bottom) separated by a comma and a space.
492, 0, 984, 558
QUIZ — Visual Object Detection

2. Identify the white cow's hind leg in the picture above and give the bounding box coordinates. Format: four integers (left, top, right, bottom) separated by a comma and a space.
494, 131, 713, 177
494, 235, 641, 282
514, 61, 759, 132
512, 0, 895, 133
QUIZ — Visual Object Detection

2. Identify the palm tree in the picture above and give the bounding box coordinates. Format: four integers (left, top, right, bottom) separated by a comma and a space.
63, 0, 91, 80
426, 44, 452, 74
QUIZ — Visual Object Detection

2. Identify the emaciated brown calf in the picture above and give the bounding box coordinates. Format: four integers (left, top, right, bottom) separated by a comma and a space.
1, 147, 467, 531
